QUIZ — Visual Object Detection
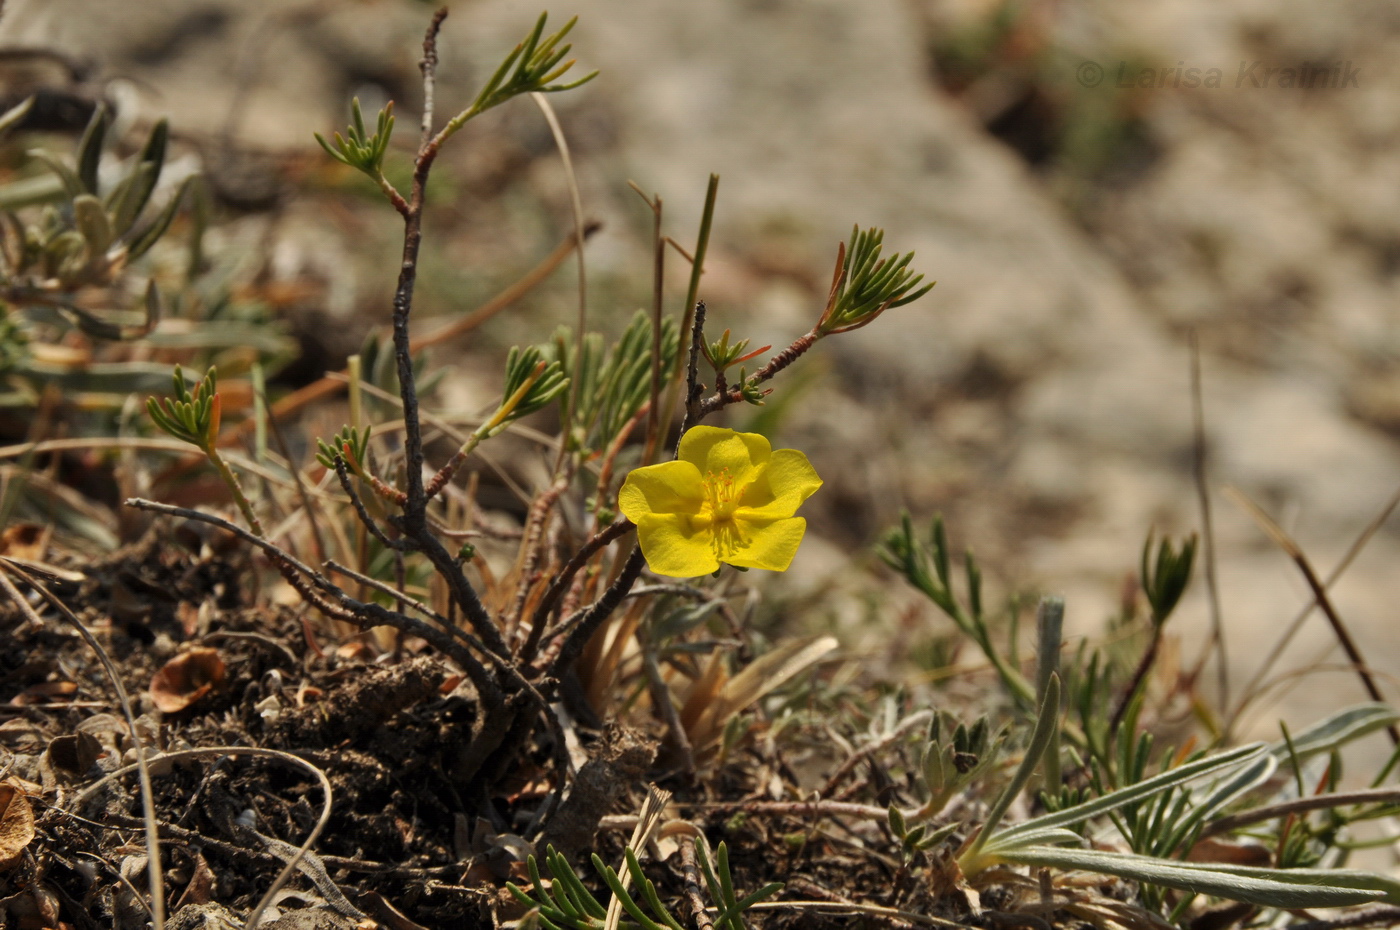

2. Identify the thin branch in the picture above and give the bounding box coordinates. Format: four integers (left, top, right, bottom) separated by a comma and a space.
549, 546, 647, 677
232, 223, 598, 442
264, 392, 328, 565
332, 457, 407, 552
123, 498, 502, 702
522, 517, 634, 664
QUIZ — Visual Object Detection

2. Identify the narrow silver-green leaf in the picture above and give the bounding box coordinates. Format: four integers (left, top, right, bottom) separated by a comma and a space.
987, 743, 1266, 852
1002, 846, 1385, 909
1273, 704, 1400, 762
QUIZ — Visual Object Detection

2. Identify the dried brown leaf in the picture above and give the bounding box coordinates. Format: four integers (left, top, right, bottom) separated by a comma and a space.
149, 647, 226, 714
0, 524, 47, 561
0, 780, 36, 869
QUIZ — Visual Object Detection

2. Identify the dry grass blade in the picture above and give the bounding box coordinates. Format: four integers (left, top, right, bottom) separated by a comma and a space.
0, 558, 166, 930
70, 746, 336, 930
689, 635, 839, 754
531, 90, 588, 477
603, 785, 673, 930
1223, 485, 1400, 746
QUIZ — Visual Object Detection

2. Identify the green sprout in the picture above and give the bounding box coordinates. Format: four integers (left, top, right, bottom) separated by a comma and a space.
817, 226, 934, 335
315, 424, 373, 478
315, 97, 395, 177
440, 13, 598, 143
146, 364, 221, 452
702, 329, 769, 373
913, 712, 1008, 819
509, 839, 780, 930
147, 366, 263, 536
493, 345, 569, 437
1141, 529, 1197, 624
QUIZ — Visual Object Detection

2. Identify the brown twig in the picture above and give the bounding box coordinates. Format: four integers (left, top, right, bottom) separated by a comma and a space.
549, 546, 647, 677
1224, 485, 1400, 746
332, 457, 406, 552
677, 836, 717, 930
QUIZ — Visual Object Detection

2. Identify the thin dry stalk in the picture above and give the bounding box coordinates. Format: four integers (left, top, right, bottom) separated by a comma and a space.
70, 745, 334, 930
1224, 485, 1400, 746
1203, 786, 1400, 836
0, 559, 166, 930
1229, 480, 1400, 733
1186, 330, 1227, 706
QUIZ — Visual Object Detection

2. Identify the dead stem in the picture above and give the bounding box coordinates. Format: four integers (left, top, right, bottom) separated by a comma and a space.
1186, 329, 1227, 707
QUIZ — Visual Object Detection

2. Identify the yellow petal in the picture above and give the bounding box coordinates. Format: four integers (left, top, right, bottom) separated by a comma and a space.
738, 449, 823, 519
678, 426, 770, 484
726, 516, 807, 571
619, 460, 704, 521
635, 513, 720, 577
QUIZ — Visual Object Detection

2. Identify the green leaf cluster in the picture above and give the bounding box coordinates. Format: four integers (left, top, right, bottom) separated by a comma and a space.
315, 425, 373, 476
1141, 529, 1196, 622
8, 103, 193, 296
509, 839, 780, 930
882, 513, 1033, 704
452, 13, 597, 132
146, 365, 219, 451
490, 344, 568, 436
558, 310, 679, 454
315, 98, 395, 177
817, 226, 934, 335
913, 712, 1007, 818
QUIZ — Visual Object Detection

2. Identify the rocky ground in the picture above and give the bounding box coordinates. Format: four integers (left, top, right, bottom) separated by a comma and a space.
6, 0, 1400, 755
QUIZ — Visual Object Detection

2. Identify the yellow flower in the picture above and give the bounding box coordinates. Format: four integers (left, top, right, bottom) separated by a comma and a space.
619, 425, 822, 578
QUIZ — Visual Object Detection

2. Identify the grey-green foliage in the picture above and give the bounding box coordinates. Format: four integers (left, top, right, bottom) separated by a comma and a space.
10, 103, 193, 296
557, 310, 680, 454
913, 712, 1007, 819
492, 344, 568, 436
0, 96, 210, 414
509, 839, 780, 930
959, 693, 1400, 911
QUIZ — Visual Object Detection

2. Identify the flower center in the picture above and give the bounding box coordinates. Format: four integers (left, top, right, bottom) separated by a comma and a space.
704, 468, 740, 521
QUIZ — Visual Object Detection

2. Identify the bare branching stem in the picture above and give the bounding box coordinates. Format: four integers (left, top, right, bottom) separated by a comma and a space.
523, 518, 635, 664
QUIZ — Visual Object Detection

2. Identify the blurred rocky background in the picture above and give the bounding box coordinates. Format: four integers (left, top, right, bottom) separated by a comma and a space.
7, 0, 1400, 743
